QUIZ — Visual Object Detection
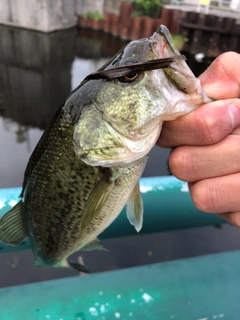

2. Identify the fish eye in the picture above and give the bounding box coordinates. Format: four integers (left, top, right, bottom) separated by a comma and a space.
117, 58, 140, 83
118, 58, 138, 66
118, 73, 139, 83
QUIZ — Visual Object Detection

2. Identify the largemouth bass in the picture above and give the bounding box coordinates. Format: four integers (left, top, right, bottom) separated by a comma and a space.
0, 26, 210, 272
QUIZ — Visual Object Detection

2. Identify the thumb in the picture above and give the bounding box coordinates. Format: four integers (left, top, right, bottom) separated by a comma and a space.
199, 52, 240, 100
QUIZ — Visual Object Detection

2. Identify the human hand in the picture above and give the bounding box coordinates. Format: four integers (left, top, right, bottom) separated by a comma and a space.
157, 52, 240, 226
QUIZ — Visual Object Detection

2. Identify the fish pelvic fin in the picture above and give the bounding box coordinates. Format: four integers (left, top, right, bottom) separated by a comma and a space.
0, 201, 27, 245
34, 258, 44, 268
126, 182, 143, 232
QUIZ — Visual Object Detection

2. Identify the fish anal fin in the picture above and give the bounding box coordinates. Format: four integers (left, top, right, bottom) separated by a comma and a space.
126, 182, 143, 232
82, 238, 108, 251
67, 261, 90, 274
34, 258, 90, 274
0, 201, 27, 245
80, 172, 115, 233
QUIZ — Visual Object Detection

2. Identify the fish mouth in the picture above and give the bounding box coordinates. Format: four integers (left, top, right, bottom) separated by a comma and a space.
152, 25, 180, 58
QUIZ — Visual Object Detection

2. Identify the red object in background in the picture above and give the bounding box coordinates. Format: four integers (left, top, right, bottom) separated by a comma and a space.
151, 18, 163, 34
161, 7, 174, 33
91, 19, 104, 31
78, 17, 88, 28
119, 1, 133, 39
110, 13, 120, 36
129, 16, 143, 40
141, 16, 154, 38
103, 13, 111, 33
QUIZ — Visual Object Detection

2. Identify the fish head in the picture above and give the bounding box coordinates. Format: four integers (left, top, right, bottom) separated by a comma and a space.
70, 26, 211, 167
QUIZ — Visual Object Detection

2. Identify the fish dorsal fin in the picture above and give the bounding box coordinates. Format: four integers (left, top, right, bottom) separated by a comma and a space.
80, 171, 115, 233
82, 238, 108, 251
126, 182, 143, 232
0, 201, 27, 245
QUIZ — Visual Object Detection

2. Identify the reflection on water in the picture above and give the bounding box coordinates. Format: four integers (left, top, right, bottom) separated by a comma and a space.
0, 25, 211, 188
0, 26, 128, 129
0, 27, 73, 129
0, 26, 128, 188
71, 57, 108, 89
0, 119, 43, 188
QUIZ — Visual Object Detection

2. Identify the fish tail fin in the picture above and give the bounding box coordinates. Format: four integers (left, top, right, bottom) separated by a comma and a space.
67, 260, 90, 274
0, 201, 27, 245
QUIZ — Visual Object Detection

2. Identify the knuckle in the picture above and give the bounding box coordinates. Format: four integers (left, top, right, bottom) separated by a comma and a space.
215, 52, 240, 73
168, 148, 184, 177
193, 111, 219, 144
190, 180, 220, 213
169, 147, 194, 181
169, 147, 198, 182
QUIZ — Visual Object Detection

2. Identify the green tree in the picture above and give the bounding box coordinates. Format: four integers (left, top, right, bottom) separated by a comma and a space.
131, 0, 162, 19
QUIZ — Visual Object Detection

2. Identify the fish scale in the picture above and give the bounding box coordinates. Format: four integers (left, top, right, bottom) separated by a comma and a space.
24, 112, 105, 261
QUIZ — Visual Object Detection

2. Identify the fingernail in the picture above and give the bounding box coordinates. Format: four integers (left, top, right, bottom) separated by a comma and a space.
227, 104, 240, 129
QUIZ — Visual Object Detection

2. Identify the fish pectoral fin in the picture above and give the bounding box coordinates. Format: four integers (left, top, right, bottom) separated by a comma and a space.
82, 238, 108, 251
67, 260, 90, 274
0, 201, 27, 245
80, 172, 115, 233
126, 182, 143, 232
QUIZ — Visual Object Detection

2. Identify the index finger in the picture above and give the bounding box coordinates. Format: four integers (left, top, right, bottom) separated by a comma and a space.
157, 99, 240, 147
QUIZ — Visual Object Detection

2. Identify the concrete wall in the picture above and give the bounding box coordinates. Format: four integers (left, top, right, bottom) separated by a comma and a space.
0, 0, 76, 32
76, 0, 104, 16
104, 0, 122, 14
0, 0, 123, 32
